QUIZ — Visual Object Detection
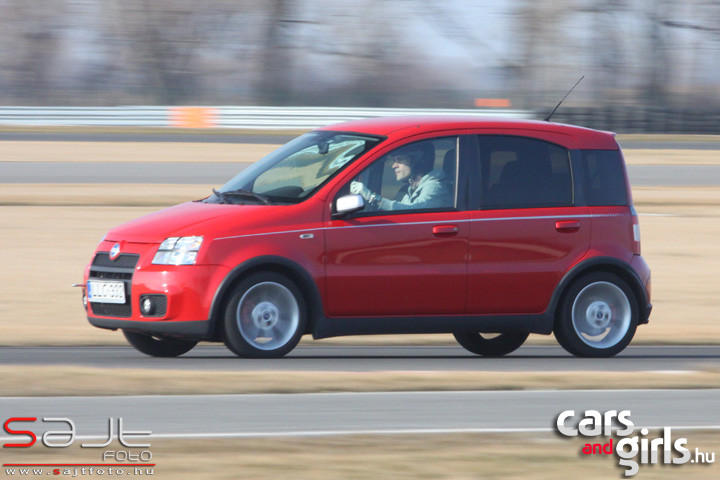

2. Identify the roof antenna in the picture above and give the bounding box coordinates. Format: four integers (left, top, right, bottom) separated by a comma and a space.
544, 75, 585, 122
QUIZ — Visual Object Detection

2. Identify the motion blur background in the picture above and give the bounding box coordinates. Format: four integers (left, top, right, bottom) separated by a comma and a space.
1, 0, 720, 132
2, 0, 720, 348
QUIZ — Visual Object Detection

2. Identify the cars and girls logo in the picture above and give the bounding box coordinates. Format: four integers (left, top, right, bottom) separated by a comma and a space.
556, 409, 715, 476
2, 416, 154, 477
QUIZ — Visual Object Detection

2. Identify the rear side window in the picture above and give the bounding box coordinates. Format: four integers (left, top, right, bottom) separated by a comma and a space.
581, 150, 628, 206
478, 136, 573, 209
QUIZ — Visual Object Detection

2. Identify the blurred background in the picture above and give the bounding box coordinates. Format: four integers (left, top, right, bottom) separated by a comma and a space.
1, 0, 720, 132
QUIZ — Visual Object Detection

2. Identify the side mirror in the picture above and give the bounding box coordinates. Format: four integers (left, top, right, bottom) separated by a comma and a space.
333, 194, 365, 218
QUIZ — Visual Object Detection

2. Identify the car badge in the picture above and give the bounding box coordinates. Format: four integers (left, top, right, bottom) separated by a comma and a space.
109, 242, 121, 261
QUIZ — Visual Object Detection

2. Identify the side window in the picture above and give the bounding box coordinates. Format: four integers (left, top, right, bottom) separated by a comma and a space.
582, 150, 628, 206
478, 136, 573, 209
341, 137, 458, 213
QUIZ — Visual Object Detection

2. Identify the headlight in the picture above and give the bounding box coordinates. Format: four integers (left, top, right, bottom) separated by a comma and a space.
152, 236, 203, 265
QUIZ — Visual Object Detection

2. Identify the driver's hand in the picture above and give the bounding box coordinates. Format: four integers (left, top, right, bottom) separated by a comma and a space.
350, 181, 372, 200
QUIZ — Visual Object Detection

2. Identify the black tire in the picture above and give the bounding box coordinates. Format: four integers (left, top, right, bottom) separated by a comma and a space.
453, 331, 529, 357
223, 272, 307, 358
123, 331, 198, 357
554, 272, 638, 357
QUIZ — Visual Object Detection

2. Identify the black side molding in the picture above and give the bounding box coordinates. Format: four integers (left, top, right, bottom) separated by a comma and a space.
312, 313, 553, 340
88, 316, 211, 340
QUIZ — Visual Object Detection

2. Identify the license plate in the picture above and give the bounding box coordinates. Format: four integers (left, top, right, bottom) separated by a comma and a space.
87, 281, 126, 304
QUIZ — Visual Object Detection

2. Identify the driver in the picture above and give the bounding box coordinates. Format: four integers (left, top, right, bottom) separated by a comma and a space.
350, 144, 452, 211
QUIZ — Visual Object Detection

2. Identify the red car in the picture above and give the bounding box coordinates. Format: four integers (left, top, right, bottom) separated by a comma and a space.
82, 116, 651, 358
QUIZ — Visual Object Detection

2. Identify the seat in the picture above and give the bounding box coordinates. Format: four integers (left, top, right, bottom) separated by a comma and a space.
442, 148, 457, 181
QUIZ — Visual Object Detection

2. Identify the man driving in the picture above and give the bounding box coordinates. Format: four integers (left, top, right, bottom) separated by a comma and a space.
350, 143, 452, 211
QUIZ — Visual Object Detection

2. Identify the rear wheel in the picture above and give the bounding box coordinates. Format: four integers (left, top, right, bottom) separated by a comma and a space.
554, 272, 638, 357
453, 331, 529, 357
223, 272, 306, 358
123, 331, 198, 357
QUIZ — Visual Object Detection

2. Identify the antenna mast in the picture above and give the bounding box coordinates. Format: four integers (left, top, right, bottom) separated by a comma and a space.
544, 75, 585, 122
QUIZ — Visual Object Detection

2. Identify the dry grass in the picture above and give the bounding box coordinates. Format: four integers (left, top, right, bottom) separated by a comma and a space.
2, 185, 720, 346
622, 149, 720, 165
3, 432, 719, 480
2, 366, 720, 397
1, 135, 720, 347
0, 141, 278, 163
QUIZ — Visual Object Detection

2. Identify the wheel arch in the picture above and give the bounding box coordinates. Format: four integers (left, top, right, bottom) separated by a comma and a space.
547, 256, 651, 332
207, 256, 324, 341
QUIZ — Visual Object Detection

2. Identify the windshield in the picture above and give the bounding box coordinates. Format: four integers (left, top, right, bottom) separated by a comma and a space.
204, 131, 383, 204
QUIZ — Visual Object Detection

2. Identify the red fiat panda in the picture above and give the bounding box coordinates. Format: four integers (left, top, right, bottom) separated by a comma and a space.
82, 117, 651, 358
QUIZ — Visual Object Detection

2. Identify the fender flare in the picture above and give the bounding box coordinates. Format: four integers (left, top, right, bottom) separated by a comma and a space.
207, 256, 324, 340
545, 256, 652, 333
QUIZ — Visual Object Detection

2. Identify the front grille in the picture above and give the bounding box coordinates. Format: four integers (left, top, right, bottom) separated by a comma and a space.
92, 253, 140, 269
89, 270, 132, 281
90, 303, 133, 318
89, 252, 139, 318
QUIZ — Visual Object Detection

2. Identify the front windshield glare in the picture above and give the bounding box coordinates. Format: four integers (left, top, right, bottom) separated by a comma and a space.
209, 131, 383, 204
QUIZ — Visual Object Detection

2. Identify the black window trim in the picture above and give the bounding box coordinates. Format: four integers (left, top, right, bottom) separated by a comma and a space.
333, 135, 466, 219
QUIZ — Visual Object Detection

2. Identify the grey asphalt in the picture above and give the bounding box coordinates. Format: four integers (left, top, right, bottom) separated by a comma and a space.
1, 390, 719, 439
3, 162, 720, 186
1, 133, 719, 185
2, 345, 719, 372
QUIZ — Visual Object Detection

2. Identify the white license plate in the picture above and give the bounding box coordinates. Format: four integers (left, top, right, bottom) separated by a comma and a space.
87, 281, 126, 304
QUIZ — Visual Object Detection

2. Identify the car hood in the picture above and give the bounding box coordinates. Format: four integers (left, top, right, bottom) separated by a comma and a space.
103, 201, 303, 244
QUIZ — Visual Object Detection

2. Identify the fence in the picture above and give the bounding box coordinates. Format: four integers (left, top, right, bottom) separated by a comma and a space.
0, 106, 531, 130
2, 106, 719, 133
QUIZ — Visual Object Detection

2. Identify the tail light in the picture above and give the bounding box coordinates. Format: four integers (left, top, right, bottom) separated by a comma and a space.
630, 206, 641, 255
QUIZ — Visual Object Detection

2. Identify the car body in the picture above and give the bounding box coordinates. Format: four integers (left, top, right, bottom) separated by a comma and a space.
81, 116, 651, 358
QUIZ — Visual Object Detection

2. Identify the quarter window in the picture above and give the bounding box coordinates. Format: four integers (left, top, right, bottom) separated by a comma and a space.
478, 136, 573, 209
582, 150, 628, 206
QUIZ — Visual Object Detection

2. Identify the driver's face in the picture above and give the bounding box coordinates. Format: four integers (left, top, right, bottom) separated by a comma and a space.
391, 155, 412, 182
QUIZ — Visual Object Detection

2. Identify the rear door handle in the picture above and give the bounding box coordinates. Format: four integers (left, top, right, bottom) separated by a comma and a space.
555, 220, 580, 232
433, 225, 459, 236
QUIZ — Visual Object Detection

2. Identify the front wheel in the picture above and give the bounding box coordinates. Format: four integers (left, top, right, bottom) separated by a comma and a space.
554, 272, 638, 357
123, 331, 198, 357
223, 272, 307, 358
453, 331, 529, 357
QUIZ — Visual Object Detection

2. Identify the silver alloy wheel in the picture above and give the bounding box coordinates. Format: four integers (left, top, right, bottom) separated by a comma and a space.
571, 281, 631, 349
236, 281, 300, 351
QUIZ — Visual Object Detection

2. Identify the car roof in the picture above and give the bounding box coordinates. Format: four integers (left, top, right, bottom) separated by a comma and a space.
319, 115, 618, 150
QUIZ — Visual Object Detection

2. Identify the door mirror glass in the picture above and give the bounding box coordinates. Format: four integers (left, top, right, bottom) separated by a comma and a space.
334, 194, 365, 217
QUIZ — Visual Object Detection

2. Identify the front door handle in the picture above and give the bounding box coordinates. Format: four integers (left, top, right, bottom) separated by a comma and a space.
555, 220, 580, 233
433, 225, 459, 236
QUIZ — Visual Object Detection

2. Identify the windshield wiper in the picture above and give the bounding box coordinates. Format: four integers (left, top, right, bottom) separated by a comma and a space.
211, 188, 226, 204
214, 188, 273, 205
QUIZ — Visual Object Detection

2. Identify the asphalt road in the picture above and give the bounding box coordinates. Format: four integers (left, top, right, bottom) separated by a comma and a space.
2, 344, 719, 372
1, 133, 719, 185
3, 161, 720, 186
1, 389, 719, 439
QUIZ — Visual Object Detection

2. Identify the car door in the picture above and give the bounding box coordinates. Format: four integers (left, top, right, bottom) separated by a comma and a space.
324, 136, 469, 317
466, 134, 591, 315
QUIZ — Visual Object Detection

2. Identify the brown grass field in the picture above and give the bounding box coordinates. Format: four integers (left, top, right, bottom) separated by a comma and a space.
0, 186, 719, 346
0, 139, 719, 346
2, 432, 719, 480
1, 139, 719, 479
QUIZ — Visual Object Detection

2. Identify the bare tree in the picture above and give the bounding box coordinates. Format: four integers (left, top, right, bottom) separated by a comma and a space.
0, 2, 64, 104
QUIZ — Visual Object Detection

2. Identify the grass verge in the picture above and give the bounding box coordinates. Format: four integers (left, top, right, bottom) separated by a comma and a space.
2, 366, 720, 397
2, 432, 719, 480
